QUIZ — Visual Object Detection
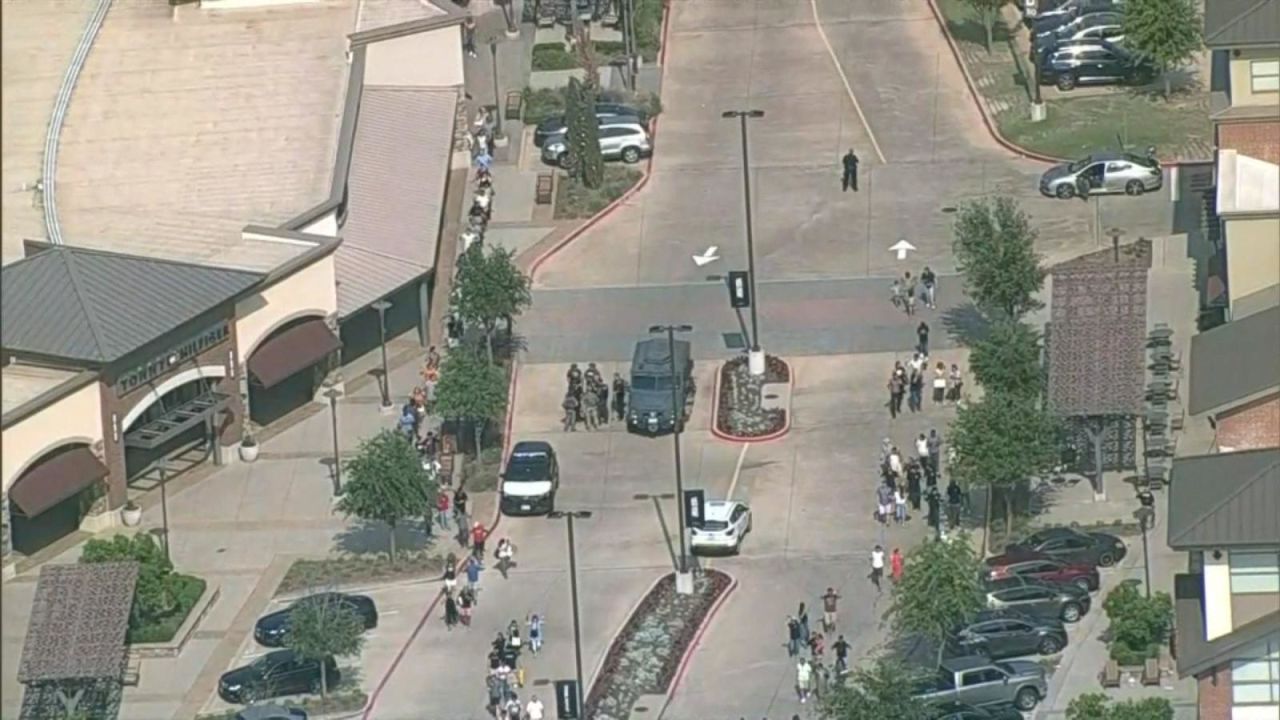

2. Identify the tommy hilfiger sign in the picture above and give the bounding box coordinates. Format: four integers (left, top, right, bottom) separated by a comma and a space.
116, 321, 230, 395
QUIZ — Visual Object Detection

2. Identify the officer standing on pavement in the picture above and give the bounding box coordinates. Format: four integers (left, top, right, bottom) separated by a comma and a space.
842, 149, 859, 192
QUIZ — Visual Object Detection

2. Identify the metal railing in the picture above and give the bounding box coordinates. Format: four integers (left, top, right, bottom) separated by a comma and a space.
42, 0, 115, 246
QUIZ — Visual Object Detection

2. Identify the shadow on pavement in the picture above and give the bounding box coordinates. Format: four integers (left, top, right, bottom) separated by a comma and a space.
332, 518, 438, 556
940, 302, 992, 346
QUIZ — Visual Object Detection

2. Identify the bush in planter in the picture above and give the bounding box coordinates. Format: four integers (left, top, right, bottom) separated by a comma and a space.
522, 87, 566, 125
532, 43, 580, 71
1066, 693, 1174, 720
80, 534, 207, 643
1102, 583, 1172, 663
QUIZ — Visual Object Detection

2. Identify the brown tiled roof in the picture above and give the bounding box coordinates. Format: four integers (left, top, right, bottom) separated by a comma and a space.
1047, 242, 1152, 416
17, 562, 139, 683
1218, 120, 1280, 166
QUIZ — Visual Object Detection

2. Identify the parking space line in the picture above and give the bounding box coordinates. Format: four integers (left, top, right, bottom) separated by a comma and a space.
726, 441, 751, 502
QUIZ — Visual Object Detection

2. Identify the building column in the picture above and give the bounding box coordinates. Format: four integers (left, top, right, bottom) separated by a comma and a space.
1, 494, 12, 565
418, 278, 431, 348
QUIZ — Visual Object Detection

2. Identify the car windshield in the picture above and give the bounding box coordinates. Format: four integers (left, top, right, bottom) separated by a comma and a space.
1067, 157, 1093, 173
702, 520, 729, 531
506, 458, 549, 481
994, 662, 1018, 676
632, 375, 673, 391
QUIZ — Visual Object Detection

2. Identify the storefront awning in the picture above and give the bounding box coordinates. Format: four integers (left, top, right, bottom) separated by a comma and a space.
9, 448, 109, 518
248, 318, 342, 389
124, 391, 231, 450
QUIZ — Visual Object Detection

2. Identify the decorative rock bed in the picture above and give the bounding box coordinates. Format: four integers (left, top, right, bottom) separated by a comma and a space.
714, 354, 791, 439
585, 570, 732, 720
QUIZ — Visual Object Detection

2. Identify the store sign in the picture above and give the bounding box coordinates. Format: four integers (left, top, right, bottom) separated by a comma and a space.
116, 321, 230, 395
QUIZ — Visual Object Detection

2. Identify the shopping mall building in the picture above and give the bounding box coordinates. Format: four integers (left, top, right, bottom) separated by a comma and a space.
1, 0, 470, 571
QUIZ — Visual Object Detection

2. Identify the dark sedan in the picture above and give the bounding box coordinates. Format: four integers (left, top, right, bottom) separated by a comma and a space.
999, 526, 1127, 568
985, 577, 1092, 623
254, 593, 378, 647
952, 610, 1068, 659
532, 103, 645, 147
931, 701, 1026, 720
984, 555, 1101, 592
218, 650, 338, 704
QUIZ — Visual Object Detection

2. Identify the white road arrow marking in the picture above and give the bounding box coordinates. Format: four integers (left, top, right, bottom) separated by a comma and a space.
692, 245, 720, 267
888, 240, 917, 261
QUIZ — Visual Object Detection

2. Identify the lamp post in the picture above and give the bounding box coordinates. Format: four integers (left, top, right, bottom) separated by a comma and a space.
1135, 490, 1155, 598
488, 39, 506, 142
1030, 32, 1045, 121
648, 324, 694, 593
496, 0, 518, 37
158, 457, 171, 563
721, 109, 766, 376
324, 385, 344, 495
371, 300, 393, 410
548, 510, 592, 716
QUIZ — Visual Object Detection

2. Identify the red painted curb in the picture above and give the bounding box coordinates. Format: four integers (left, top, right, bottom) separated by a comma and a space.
709, 358, 794, 444
660, 573, 739, 715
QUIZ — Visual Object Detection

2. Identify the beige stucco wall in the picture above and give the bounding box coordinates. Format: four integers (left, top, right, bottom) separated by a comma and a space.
1, 381, 104, 494
1226, 216, 1280, 317
298, 209, 338, 238
1229, 47, 1280, 107
362, 26, 464, 88
235, 252, 338, 361
1205, 550, 1235, 641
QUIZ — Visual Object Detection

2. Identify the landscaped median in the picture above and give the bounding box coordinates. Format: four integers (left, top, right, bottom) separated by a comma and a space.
930, 0, 1211, 161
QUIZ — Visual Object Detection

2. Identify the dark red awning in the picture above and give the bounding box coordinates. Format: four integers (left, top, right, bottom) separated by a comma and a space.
10, 447, 109, 517
247, 318, 341, 389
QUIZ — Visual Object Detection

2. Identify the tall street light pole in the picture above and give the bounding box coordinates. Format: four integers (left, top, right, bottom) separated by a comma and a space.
648, 324, 694, 594
158, 457, 171, 563
488, 39, 507, 142
548, 510, 592, 717
371, 300, 393, 410
721, 109, 766, 376
324, 384, 344, 495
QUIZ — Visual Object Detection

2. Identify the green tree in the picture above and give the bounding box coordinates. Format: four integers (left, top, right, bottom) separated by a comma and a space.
336, 429, 437, 562
563, 76, 604, 188
820, 659, 933, 720
970, 319, 1044, 396
433, 346, 509, 456
948, 393, 1062, 535
452, 243, 532, 365
1122, 0, 1202, 99
1102, 583, 1173, 655
283, 594, 366, 701
81, 533, 178, 623
952, 197, 1045, 321
1067, 693, 1174, 720
888, 534, 986, 666
961, 0, 1008, 53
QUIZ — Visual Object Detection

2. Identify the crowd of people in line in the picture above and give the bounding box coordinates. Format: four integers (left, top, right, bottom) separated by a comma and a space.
561, 362, 629, 431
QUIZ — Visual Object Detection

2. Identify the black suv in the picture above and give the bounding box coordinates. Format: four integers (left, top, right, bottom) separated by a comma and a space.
218, 650, 338, 704
533, 103, 644, 147
1038, 40, 1151, 90
952, 610, 1068, 659
254, 593, 378, 647
500, 441, 560, 515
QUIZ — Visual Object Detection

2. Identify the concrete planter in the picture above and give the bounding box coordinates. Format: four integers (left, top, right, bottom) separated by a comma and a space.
239, 441, 260, 463
131, 584, 221, 659
121, 504, 143, 527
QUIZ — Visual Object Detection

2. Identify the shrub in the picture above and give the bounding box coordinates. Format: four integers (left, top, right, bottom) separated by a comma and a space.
1103, 583, 1172, 661
593, 40, 627, 60
633, 0, 664, 60
522, 87, 567, 126
554, 166, 642, 219
128, 575, 206, 644
532, 43, 580, 71
81, 534, 208, 643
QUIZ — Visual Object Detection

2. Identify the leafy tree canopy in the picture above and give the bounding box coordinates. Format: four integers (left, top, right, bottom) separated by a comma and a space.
820, 659, 933, 720
970, 320, 1044, 397
564, 76, 604, 188
336, 429, 437, 559
1067, 693, 1174, 720
1122, 0, 1202, 98
1102, 583, 1174, 652
433, 346, 509, 453
81, 533, 179, 623
889, 533, 986, 663
284, 594, 366, 697
961, 0, 1008, 52
952, 196, 1045, 321
452, 243, 532, 364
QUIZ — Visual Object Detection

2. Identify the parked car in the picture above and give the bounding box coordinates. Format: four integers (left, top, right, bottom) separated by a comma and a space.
984, 577, 1092, 623
1040, 151, 1162, 198
542, 120, 652, 167
952, 610, 1069, 658
532, 103, 644, 147
254, 593, 378, 647
914, 656, 1048, 711
984, 555, 1100, 592
1032, 0, 1120, 25
500, 441, 560, 516
235, 705, 308, 720
1037, 11, 1124, 44
999, 526, 1129, 566
930, 701, 1026, 720
690, 500, 752, 554
1037, 40, 1151, 91
218, 650, 339, 704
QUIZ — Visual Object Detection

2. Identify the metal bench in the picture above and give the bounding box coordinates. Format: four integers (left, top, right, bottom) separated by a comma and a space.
1100, 659, 1121, 688
123, 650, 142, 687
1142, 658, 1161, 686
535, 173, 555, 205
504, 91, 524, 122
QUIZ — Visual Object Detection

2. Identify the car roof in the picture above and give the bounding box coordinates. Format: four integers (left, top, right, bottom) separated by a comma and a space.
940, 655, 994, 672
703, 501, 742, 520
598, 121, 646, 131
236, 705, 304, 720
510, 441, 554, 458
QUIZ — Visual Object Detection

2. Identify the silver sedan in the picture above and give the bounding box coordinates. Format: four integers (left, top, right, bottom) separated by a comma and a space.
1039, 152, 1163, 198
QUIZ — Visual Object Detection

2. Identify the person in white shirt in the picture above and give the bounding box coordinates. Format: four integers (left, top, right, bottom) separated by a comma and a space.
888, 448, 903, 479
526, 695, 545, 720
915, 433, 929, 460
870, 545, 885, 592
894, 487, 908, 525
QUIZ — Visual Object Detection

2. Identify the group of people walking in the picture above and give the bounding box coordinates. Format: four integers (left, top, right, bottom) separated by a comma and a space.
887, 353, 963, 418
562, 362, 628, 431
785, 592, 854, 704
889, 266, 939, 316
483, 617, 547, 719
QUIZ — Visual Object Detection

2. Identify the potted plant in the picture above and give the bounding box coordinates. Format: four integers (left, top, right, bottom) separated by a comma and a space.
121, 500, 143, 527
239, 423, 260, 463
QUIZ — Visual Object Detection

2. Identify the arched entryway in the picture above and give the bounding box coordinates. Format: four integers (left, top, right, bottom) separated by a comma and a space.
121, 367, 232, 491
8, 443, 108, 556
246, 316, 342, 426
